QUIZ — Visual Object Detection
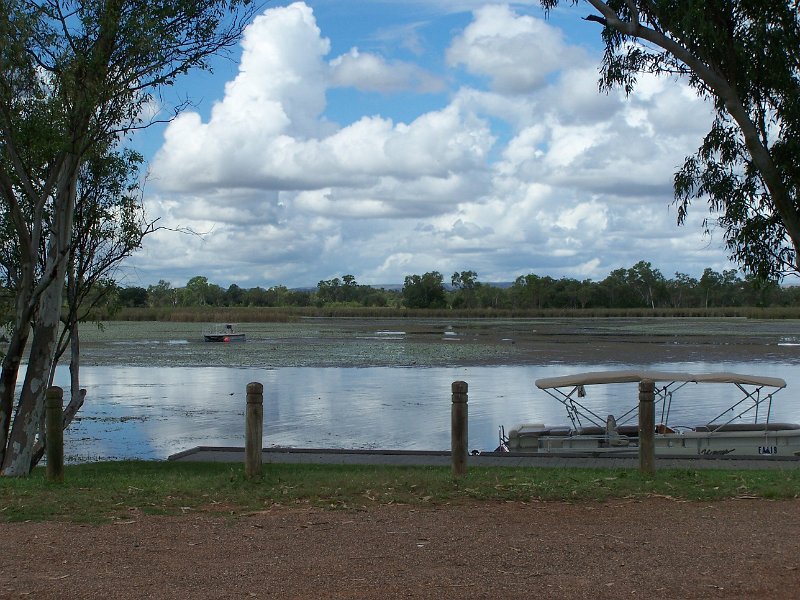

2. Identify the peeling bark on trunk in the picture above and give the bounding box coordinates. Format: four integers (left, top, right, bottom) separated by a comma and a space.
0, 262, 36, 467
2, 282, 66, 475
2, 323, 58, 474
1, 0, 252, 475
30, 318, 86, 470
0, 327, 30, 467
1, 159, 77, 476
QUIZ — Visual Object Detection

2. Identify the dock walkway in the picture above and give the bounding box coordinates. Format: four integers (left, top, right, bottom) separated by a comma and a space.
169, 446, 800, 470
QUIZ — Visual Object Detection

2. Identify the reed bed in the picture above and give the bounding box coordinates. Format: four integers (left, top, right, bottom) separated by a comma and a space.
112, 305, 800, 322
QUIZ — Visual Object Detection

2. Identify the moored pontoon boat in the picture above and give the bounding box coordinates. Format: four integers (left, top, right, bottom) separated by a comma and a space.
500, 370, 800, 457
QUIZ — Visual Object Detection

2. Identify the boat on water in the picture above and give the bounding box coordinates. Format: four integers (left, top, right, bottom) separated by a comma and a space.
203, 323, 246, 343
499, 370, 800, 457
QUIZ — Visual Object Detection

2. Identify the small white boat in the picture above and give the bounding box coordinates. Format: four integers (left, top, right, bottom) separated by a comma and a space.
500, 370, 800, 457
203, 323, 246, 343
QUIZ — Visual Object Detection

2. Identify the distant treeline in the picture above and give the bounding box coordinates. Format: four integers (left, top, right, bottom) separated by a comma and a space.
116, 261, 800, 311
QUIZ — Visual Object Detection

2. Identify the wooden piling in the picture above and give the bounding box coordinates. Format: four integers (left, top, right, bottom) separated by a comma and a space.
45, 386, 64, 483
638, 379, 656, 475
451, 381, 468, 477
245, 382, 264, 479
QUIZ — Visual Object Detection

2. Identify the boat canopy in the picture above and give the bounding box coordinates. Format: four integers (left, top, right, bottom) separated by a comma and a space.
535, 370, 786, 390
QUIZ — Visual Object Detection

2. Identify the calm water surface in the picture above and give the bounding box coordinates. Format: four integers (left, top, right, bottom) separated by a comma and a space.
28, 320, 800, 462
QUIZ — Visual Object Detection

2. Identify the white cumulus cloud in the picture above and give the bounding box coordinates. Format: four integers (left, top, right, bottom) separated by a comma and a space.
329, 48, 444, 93
129, 2, 732, 290
447, 4, 585, 93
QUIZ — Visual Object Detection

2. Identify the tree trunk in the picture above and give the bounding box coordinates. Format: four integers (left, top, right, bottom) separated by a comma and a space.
587, 0, 800, 266
2, 287, 64, 475
0, 256, 37, 466
29, 315, 86, 470
2, 160, 77, 476
64, 320, 85, 427
0, 327, 30, 466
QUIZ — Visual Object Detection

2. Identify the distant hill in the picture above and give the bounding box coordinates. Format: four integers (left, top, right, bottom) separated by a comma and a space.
368, 282, 516, 291
291, 281, 516, 292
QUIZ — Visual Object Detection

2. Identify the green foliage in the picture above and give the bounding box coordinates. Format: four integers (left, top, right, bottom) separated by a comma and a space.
402, 271, 447, 309
543, 1, 800, 280
314, 274, 389, 307
0, 0, 258, 475
66, 147, 150, 315
118, 286, 148, 308
450, 270, 480, 308
117, 260, 800, 313
146, 279, 177, 307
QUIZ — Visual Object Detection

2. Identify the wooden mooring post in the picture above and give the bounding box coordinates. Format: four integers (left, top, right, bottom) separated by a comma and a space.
451, 381, 468, 477
45, 386, 64, 483
638, 379, 656, 475
245, 382, 264, 479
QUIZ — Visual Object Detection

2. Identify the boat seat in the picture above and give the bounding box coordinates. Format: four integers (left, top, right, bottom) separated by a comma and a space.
575, 426, 604, 436
513, 425, 549, 436
616, 425, 639, 437
547, 427, 572, 436
576, 424, 676, 436
512, 425, 571, 437
613, 424, 676, 436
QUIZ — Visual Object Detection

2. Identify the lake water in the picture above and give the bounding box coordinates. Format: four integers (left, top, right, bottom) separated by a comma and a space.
21, 319, 800, 462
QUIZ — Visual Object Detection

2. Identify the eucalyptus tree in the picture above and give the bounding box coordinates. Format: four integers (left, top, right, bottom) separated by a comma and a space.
0, 0, 255, 475
183, 275, 216, 306
402, 272, 447, 309
451, 270, 479, 309
510, 274, 552, 309
627, 260, 665, 309
666, 272, 699, 308
541, 1, 800, 279
316, 277, 344, 304
147, 279, 177, 307
38, 147, 154, 461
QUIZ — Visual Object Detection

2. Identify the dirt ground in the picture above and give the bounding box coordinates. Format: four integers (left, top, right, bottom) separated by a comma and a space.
4, 319, 799, 598
2, 497, 799, 599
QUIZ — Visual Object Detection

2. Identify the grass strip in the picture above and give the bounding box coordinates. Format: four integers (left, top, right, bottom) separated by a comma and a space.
1, 460, 798, 523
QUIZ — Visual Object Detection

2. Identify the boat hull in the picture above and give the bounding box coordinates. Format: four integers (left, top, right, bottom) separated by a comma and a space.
203, 333, 246, 342
507, 424, 800, 457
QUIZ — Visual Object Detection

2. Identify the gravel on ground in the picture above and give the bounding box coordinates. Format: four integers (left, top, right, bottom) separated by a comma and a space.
2, 497, 799, 599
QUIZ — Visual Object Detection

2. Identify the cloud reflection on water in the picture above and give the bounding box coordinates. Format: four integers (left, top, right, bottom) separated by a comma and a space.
43, 360, 800, 462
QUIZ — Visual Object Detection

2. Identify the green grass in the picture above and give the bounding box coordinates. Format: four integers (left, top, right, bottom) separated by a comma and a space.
1, 461, 798, 523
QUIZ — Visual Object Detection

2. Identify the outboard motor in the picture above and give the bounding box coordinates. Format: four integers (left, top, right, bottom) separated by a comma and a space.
496, 425, 510, 452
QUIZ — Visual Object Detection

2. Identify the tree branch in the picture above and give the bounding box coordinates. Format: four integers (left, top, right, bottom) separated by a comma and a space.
582, 0, 800, 269
584, 14, 607, 26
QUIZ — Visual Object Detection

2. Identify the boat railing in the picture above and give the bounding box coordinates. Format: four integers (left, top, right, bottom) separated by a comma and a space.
540, 375, 787, 436
703, 383, 781, 432
541, 387, 608, 430
544, 379, 693, 431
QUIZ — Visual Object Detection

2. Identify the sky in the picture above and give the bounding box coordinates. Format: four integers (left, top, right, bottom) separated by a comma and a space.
122, 0, 734, 290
